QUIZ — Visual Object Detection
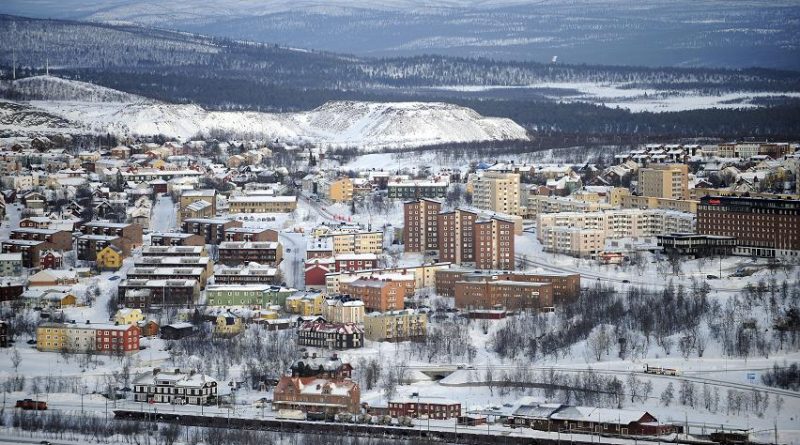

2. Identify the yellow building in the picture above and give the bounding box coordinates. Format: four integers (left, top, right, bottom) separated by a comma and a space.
472, 172, 522, 216
637, 164, 689, 200
114, 308, 144, 326
36, 323, 67, 352
96, 245, 124, 271
285, 292, 325, 316
364, 310, 428, 342
228, 195, 297, 213
328, 177, 354, 202
214, 312, 243, 336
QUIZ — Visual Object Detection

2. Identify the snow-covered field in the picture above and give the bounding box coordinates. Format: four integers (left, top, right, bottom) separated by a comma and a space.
434, 82, 800, 112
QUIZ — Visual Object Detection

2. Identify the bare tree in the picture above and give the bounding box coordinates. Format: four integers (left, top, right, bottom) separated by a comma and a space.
10, 348, 22, 374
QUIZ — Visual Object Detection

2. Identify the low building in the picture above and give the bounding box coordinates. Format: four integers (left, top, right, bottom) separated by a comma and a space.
0, 252, 24, 276
273, 376, 360, 414
133, 368, 217, 405
27, 269, 79, 287
160, 322, 196, 340
118, 279, 200, 308
76, 235, 128, 261
149, 232, 206, 247
389, 398, 461, 419
297, 321, 364, 349
36, 322, 140, 354
141, 245, 206, 257
285, 291, 326, 316
223, 227, 279, 243
127, 266, 208, 289
364, 310, 427, 342
436, 270, 580, 306
455, 279, 553, 312
290, 352, 353, 379
228, 195, 297, 213
96, 245, 124, 271
322, 296, 365, 324
114, 308, 144, 325
0, 320, 8, 347
339, 278, 406, 312
213, 264, 279, 285
388, 180, 449, 199
10, 228, 73, 251
657, 233, 736, 257
218, 241, 283, 266
181, 218, 242, 245
206, 284, 293, 308
213, 311, 243, 336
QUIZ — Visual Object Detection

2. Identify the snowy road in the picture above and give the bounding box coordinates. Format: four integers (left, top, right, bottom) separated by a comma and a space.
278, 231, 306, 289
149, 195, 177, 233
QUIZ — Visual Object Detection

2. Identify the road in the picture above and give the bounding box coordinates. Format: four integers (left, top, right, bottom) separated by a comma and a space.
149, 195, 178, 233
279, 231, 306, 289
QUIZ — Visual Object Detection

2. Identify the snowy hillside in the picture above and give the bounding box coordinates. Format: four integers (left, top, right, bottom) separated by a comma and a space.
4, 77, 529, 149
0, 76, 147, 103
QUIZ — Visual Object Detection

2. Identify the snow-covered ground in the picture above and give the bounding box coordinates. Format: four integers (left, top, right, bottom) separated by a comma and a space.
2, 76, 529, 149
433, 82, 800, 112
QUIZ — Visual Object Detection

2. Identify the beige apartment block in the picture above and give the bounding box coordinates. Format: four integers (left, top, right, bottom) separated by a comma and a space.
472, 172, 522, 216
637, 164, 689, 200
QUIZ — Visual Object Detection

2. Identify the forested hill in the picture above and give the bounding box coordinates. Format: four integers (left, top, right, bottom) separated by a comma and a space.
1, 14, 799, 140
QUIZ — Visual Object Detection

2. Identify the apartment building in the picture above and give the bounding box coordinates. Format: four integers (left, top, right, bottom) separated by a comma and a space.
218, 241, 283, 266
403, 198, 442, 252
327, 231, 384, 255
1, 239, 47, 268
0, 253, 23, 276
388, 180, 449, 199
285, 291, 326, 316
10, 228, 73, 251
223, 227, 279, 243
76, 235, 128, 261
364, 310, 427, 342
228, 195, 297, 213
133, 368, 218, 405
322, 296, 366, 324
36, 322, 140, 354
328, 177, 354, 202
637, 164, 689, 200
181, 218, 241, 245
325, 262, 452, 295
537, 209, 696, 258
697, 195, 800, 258
149, 232, 206, 247
126, 266, 208, 289
339, 277, 407, 312
213, 264, 279, 285
178, 189, 216, 223
472, 171, 522, 216
436, 270, 580, 305
454, 279, 553, 311
297, 321, 364, 349
525, 194, 613, 219
118, 279, 200, 308
206, 284, 293, 307
141, 245, 206, 257
80, 221, 143, 247
388, 398, 460, 420
134, 256, 213, 278
273, 377, 360, 414
405, 201, 516, 270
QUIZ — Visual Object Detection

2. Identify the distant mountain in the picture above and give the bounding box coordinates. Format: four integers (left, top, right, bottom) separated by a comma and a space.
2, 0, 799, 69
1, 76, 529, 148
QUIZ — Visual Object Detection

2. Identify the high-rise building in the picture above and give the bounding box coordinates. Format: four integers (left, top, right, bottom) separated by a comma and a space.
404, 201, 515, 270
697, 196, 800, 258
472, 172, 522, 216
403, 198, 442, 253
637, 164, 689, 200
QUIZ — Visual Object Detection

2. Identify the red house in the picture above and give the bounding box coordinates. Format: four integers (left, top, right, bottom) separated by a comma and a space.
39, 251, 63, 270
305, 258, 335, 286
94, 323, 140, 354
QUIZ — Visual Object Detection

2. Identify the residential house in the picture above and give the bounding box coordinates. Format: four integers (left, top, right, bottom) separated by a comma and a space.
96, 245, 124, 271
133, 368, 217, 405
297, 321, 364, 349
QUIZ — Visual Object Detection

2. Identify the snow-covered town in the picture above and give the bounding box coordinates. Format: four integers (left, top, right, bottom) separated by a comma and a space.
0, 126, 799, 444
1, 3, 800, 445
